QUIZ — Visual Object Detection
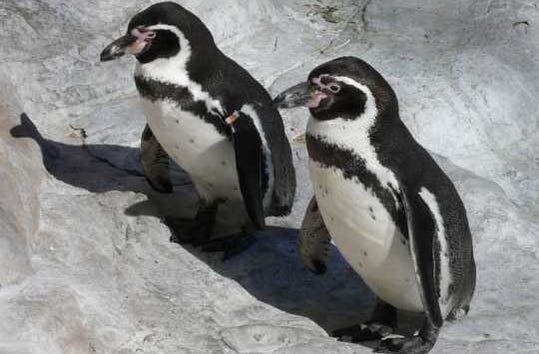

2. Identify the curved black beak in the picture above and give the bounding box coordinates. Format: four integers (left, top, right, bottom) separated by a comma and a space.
100, 34, 137, 62
273, 82, 317, 109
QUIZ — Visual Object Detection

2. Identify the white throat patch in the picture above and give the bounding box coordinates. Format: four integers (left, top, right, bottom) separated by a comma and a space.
134, 24, 224, 116
307, 76, 399, 192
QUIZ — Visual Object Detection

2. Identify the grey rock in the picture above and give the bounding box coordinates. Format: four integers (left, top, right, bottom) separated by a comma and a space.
0, 0, 538, 353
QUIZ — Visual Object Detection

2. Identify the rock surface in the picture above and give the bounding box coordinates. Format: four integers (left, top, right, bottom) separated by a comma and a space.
1, 0, 538, 353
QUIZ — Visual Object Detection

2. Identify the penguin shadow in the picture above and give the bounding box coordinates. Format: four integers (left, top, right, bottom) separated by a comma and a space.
9, 113, 196, 217
9, 113, 420, 346
10, 113, 148, 194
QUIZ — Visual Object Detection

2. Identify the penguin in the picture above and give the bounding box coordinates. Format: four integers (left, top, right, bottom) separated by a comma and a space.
100, 2, 296, 259
274, 57, 476, 353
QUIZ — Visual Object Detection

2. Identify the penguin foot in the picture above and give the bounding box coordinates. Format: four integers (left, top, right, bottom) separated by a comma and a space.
164, 216, 212, 244
333, 322, 394, 343
198, 232, 256, 260
374, 335, 434, 354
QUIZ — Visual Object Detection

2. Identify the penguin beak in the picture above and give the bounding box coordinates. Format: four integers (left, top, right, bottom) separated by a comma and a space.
273, 82, 327, 109
100, 29, 155, 62
100, 34, 138, 61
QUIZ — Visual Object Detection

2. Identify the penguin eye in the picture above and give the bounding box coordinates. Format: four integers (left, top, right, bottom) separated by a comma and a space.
328, 84, 341, 94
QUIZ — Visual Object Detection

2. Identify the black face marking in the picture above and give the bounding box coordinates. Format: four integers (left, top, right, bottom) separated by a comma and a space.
134, 76, 230, 137
306, 134, 407, 237
136, 29, 180, 64
310, 82, 367, 121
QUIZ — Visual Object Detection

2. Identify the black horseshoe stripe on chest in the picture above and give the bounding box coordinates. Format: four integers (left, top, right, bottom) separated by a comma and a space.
134, 76, 230, 137
306, 134, 408, 238
135, 75, 270, 209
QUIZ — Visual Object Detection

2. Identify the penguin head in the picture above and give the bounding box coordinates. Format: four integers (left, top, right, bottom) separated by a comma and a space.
100, 2, 215, 65
274, 57, 397, 121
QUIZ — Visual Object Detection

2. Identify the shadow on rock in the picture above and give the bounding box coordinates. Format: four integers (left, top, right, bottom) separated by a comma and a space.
10, 113, 148, 193
10, 113, 381, 338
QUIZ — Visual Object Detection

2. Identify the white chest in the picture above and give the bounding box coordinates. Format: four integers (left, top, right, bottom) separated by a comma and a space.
307, 118, 422, 312
140, 97, 241, 201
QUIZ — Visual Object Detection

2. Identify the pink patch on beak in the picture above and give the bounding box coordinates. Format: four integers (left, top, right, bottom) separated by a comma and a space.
306, 91, 328, 108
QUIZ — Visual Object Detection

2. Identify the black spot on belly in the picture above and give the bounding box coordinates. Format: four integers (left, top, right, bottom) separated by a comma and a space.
189, 138, 195, 144
175, 119, 179, 124
221, 161, 227, 166
307, 134, 408, 238
363, 251, 368, 257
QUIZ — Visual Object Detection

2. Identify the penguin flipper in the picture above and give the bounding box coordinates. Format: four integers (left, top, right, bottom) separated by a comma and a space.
141, 124, 173, 193
230, 112, 265, 230
397, 182, 444, 329
299, 196, 331, 274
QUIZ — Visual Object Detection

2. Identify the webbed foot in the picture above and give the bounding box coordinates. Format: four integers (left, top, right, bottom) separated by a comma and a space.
333, 322, 395, 343
375, 334, 434, 354
198, 231, 256, 260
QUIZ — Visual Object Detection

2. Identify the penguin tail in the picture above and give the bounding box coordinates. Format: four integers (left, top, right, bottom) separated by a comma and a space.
10, 113, 42, 140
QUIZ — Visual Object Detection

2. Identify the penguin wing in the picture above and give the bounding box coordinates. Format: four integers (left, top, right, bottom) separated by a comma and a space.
230, 112, 266, 230
140, 124, 173, 193
398, 181, 444, 328
299, 196, 331, 274
264, 108, 296, 217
